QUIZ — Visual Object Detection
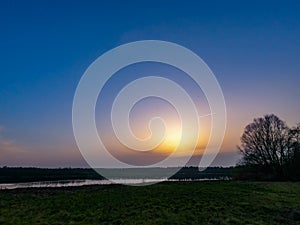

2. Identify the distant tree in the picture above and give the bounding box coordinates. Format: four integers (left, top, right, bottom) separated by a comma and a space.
238, 114, 300, 180
289, 124, 300, 179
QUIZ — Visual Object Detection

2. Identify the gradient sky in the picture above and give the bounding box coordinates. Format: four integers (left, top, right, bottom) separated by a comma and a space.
0, 0, 299, 167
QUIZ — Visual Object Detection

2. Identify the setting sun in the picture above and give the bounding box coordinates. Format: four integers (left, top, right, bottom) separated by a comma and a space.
161, 129, 182, 149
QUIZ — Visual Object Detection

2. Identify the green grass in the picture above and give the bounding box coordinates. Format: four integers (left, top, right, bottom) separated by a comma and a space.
0, 181, 299, 225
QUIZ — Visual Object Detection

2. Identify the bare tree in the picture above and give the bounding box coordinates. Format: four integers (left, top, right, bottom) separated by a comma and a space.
238, 114, 298, 178
289, 124, 300, 178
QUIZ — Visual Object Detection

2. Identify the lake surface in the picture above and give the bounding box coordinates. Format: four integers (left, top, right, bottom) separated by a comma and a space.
0, 178, 225, 190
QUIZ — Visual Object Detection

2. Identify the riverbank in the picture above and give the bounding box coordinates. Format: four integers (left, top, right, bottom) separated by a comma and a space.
0, 167, 234, 183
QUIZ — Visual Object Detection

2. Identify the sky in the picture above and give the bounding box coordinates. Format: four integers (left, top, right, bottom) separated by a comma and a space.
0, 0, 299, 167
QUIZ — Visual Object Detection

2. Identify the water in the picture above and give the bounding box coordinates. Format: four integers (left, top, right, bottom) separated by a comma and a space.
0, 178, 225, 190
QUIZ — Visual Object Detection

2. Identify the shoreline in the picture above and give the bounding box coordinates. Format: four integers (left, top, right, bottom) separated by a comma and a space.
0, 179, 231, 192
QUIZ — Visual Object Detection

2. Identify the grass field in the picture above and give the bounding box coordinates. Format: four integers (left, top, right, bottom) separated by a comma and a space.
0, 181, 299, 225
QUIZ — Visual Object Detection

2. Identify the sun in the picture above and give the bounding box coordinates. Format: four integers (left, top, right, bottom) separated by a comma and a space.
164, 131, 182, 147
154, 123, 204, 156
156, 128, 182, 153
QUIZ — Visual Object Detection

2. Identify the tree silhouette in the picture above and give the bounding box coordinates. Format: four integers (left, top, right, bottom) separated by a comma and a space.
289, 123, 300, 179
238, 114, 300, 180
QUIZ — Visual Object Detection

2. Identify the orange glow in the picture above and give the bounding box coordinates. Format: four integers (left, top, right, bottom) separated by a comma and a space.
159, 129, 182, 150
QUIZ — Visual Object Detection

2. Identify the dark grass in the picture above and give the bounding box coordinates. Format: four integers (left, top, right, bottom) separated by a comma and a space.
0, 181, 299, 225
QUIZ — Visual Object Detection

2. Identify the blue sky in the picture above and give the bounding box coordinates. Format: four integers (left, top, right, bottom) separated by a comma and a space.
0, 0, 299, 167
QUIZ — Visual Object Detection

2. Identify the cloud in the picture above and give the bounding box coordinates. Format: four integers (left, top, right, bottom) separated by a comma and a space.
0, 139, 24, 154
0, 126, 85, 167
0, 126, 27, 165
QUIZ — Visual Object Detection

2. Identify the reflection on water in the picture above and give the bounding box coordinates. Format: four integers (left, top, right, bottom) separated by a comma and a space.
0, 178, 225, 190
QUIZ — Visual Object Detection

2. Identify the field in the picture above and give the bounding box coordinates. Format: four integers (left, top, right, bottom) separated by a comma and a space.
0, 181, 299, 225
